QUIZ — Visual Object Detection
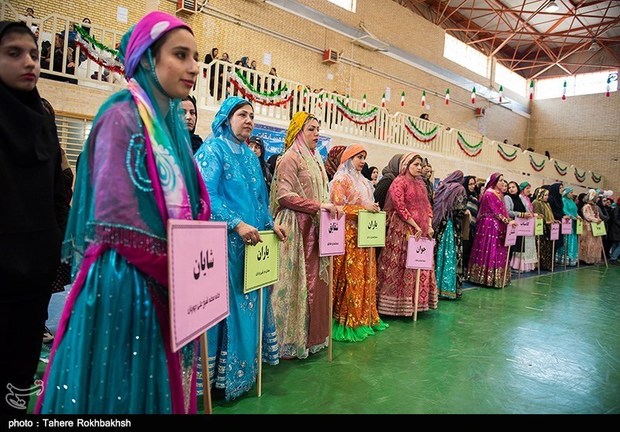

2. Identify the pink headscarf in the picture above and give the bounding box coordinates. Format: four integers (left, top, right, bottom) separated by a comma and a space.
121, 11, 192, 79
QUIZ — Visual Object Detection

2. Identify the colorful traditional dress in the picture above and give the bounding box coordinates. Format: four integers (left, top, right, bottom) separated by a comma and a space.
467, 173, 511, 288
269, 112, 330, 359
579, 201, 604, 264
377, 170, 437, 315
532, 189, 555, 271
433, 170, 466, 300
510, 189, 538, 272
330, 147, 388, 341
557, 188, 579, 266
195, 97, 279, 400
37, 12, 210, 414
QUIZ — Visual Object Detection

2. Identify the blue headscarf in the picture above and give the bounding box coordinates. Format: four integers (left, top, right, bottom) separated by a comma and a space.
211, 96, 252, 142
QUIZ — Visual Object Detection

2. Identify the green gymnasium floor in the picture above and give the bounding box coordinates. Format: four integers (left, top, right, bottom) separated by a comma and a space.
35, 264, 620, 414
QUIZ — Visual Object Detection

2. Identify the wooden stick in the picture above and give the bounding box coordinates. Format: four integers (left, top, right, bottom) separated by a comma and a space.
257, 288, 263, 397
537, 235, 541, 275
328, 255, 334, 362
518, 237, 524, 278
502, 245, 511, 288
200, 334, 212, 414
564, 234, 568, 270
413, 268, 421, 322
602, 241, 609, 269
551, 239, 556, 273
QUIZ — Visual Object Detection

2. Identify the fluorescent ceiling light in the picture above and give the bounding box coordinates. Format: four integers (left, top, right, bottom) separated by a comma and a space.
545, 1, 559, 13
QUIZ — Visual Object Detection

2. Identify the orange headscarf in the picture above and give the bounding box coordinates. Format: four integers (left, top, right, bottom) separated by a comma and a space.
339, 143, 366, 168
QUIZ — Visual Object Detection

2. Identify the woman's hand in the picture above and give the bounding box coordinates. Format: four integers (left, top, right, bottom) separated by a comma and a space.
273, 224, 287, 242
427, 227, 434, 238
235, 221, 260, 246
364, 202, 380, 213
509, 220, 518, 227
321, 202, 343, 219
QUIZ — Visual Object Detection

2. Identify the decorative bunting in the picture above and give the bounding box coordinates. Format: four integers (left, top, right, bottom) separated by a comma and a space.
497, 143, 518, 161
362, 94, 367, 108
592, 172, 602, 183
554, 161, 567, 176
498, 85, 503, 103
445, 88, 450, 105
562, 80, 567, 100
471, 86, 476, 104
229, 70, 292, 106
345, 94, 350, 106
529, 154, 546, 172
381, 93, 386, 108
303, 87, 308, 104
574, 167, 586, 183
335, 99, 378, 125
456, 132, 483, 157
421, 90, 426, 107
529, 80, 534, 100
74, 25, 124, 75
401, 91, 405, 107
404, 118, 439, 143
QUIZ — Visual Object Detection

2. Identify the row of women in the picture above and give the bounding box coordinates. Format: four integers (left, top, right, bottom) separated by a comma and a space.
23, 12, 607, 414
28, 11, 436, 414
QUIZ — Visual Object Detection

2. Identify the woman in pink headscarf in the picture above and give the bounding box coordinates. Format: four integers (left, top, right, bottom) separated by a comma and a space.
467, 173, 516, 288
37, 11, 209, 414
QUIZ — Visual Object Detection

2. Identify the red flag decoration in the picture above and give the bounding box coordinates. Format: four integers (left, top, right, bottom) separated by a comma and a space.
471, 86, 476, 104
345, 94, 350, 106
529, 80, 534, 100
421, 90, 426, 107
606, 75, 611, 97
381, 93, 386, 108
362, 93, 367, 108
445, 88, 450, 105
400, 91, 405, 107
498, 85, 504, 103
562, 80, 567, 100
303, 87, 308, 104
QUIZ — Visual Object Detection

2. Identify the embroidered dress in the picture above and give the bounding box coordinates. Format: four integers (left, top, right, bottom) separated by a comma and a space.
579, 203, 604, 264
510, 194, 538, 272
195, 97, 279, 401
269, 112, 330, 359
330, 155, 388, 341
556, 189, 579, 266
37, 13, 211, 412
467, 175, 511, 288
377, 174, 437, 315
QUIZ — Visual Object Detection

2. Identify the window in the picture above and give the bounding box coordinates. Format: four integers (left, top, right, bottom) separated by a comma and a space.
56, 115, 93, 168
327, 0, 356, 13
535, 70, 618, 100
444, 34, 488, 78
495, 63, 527, 97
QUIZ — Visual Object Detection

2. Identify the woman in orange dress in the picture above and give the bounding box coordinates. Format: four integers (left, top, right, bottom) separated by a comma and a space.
330, 144, 388, 341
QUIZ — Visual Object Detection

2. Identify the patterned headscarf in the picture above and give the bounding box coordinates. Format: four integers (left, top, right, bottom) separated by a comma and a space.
285, 111, 316, 150
432, 170, 465, 229
211, 96, 252, 141
119, 11, 192, 80
485, 172, 502, 190
325, 145, 346, 180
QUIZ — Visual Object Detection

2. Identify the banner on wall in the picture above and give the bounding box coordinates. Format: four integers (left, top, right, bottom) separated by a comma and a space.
251, 123, 332, 162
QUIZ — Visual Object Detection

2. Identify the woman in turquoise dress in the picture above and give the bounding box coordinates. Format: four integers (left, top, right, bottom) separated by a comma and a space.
433, 170, 467, 299
557, 186, 580, 266
195, 96, 286, 400
37, 12, 210, 414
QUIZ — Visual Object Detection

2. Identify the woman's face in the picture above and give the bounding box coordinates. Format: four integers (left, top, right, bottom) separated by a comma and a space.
180, 100, 196, 131
371, 168, 378, 180
154, 29, 199, 99
467, 178, 476, 192
542, 191, 549, 202
523, 185, 531, 196
0, 31, 39, 92
213, 48, 218, 58
508, 182, 518, 195
408, 158, 423, 177
352, 152, 367, 172
248, 141, 262, 158
301, 118, 320, 150
229, 104, 254, 141
499, 179, 507, 193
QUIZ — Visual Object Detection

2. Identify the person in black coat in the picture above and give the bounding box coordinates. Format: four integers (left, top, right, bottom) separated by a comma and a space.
0, 21, 69, 414
181, 95, 203, 154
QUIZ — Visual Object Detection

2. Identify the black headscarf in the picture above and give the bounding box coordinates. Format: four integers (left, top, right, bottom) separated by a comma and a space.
507, 182, 526, 213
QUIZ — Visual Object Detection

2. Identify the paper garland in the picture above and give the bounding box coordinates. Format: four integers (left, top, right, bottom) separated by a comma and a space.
554, 161, 567, 176
404, 118, 439, 143
456, 132, 482, 157
529, 154, 545, 172
497, 143, 518, 161
228, 70, 293, 106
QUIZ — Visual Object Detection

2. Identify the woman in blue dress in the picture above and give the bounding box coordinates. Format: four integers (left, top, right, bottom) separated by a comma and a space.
37, 12, 210, 414
195, 96, 286, 400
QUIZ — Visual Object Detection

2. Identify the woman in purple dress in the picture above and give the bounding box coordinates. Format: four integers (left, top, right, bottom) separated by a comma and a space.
467, 173, 517, 288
